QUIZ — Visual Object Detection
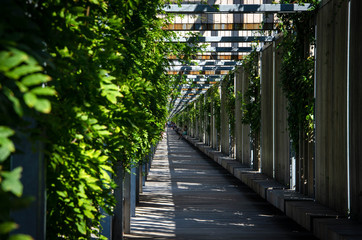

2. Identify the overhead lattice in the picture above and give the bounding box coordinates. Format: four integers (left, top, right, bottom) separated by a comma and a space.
164, 2, 312, 118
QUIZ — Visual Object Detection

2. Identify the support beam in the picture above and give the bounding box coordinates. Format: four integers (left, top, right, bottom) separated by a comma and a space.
163, 23, 274, 31
163, 4, 312, 14
169, 60, 242, 66
202, 47, 253, 52
181, 84, 215, 88
169, 55, 246, 60
182, 75, 223, 79
168, 70, 230, 75
167, 66, 234, 71
167, 36, 273, 43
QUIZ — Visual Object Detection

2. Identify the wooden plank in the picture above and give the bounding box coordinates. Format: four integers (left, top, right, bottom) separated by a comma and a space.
124, 129, 317, 239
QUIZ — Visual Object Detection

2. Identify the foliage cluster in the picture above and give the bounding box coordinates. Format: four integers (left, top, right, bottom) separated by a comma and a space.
278, 0, 318, 152
223, 74, 235, 137
0, 0, 192, 239
204, 91, 212, 134
240, 49, 261, 138
173, 81, 219, 138
209, 83, 221, 132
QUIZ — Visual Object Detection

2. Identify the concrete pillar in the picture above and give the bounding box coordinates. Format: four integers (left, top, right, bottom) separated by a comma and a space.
136, 165, 143, 204
198, 97, 204, 142
274, 38, 291, 187
205, 94, 210, 145
220, 78, 230, 155
315, 0, 348, 215
210, 99, 214, 147
349, 0, 362, 222
211, 100, 218, 150
241, 69, 251, 167
235, 67, 243, 163
235, 67, 252, 166
123, 171, 131, 234
10, 130, 46, 240
230, 74, 236, 157
112, 164, 123, 239
131, 167, 136, 217
100, 208, 112, 239
261, 43, 273, 177
195, 101, 199, 139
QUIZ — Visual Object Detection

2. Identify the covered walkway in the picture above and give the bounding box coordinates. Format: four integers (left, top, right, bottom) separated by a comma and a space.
125, 128, 316, 239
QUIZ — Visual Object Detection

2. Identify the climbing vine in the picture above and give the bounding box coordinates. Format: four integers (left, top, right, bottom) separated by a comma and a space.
224, 74, 236, 137
277, 0, 318, 152
204, 91, 212, 135
209, 83, 221, 132
240, 48, 261, 137
0, 0, 194, 239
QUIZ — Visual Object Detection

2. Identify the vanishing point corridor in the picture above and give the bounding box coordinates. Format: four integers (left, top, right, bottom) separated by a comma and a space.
124, 128, 317, 239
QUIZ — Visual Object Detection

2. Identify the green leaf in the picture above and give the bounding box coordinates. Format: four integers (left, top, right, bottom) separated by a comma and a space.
23, 92, 37, 108
83, 209, 95, 219
56, 191, 68, 198
0, 221, 18, 234
24, 93, 52, 113
0, 126, 15, 162
33, 97, 51, 113
100, 164, 112, 172
21, 73, 51, 87
75, 221, 87, 235
1, 167, 23, 197
6, 64, 43, 79
0, 49, 28, 73
0, 126, 15, 138
3, 87, 23, 116
8, 234, 33, 240
0, 137, 15, 162
30, 86, 56, 96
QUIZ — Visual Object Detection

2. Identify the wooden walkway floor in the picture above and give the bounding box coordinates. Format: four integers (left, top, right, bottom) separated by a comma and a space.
124, 128, 317, 239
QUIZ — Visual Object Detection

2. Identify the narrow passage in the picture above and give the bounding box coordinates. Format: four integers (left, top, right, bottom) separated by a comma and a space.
125, 128, 317, 239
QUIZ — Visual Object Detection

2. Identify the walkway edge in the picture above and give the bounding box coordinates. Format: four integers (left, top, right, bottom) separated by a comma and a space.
183, 135, 362, 240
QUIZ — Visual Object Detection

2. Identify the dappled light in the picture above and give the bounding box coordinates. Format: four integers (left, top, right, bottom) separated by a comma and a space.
1, 0, 361, 239
125, 128, 317, 239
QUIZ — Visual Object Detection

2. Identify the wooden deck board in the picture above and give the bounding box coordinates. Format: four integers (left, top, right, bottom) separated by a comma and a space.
124, 128, 317, 239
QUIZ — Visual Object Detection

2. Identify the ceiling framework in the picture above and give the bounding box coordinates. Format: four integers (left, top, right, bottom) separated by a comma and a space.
163, 4, 312, 14
164, 3, 312, 118
163, 23, 275, 31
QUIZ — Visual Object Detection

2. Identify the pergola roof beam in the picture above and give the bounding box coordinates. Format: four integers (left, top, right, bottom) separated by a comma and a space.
169, 71, 230, 75
163, 23, 274, 31
169, 60, 242, 66
203, 47, 252, 52
182, 75, 223, 79
167, 66, 234, 71
168, 36, 273, 43
168, 55, 245, 60
163, 4, 312, 14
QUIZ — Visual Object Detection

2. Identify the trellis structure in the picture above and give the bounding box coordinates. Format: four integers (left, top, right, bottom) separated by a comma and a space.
166, 1, 362, 237
164, 1, 311, 118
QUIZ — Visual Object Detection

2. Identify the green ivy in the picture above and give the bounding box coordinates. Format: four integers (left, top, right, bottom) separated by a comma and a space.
278, 0, 318, 152
204, 91, 212, 135
209, 83, 221, 132
240, 49, 261, 137
0, 0, 195, 239
224, 74, 236, 137
0, 1, 55, 239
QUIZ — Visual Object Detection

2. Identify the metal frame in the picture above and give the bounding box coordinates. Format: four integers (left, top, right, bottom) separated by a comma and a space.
163, 23, 275, 31
163, 4, 312, 14
167, 66, 234, 71
168, 36, 273, 43
169, 60, 242, 66
169, 55, 246, 60
167, 3, 312, 116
